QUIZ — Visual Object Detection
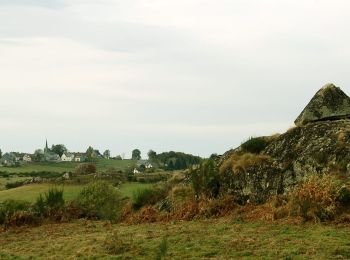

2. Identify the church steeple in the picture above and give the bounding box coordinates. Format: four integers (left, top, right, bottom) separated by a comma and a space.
44, 139, 49, 153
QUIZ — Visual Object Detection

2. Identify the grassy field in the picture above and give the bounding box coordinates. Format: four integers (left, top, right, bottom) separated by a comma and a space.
0, 184, 84, 202
0, 182, 153, 203
0, 159, 135, 174
1, 218, 350, 259
0, 176, 32, 191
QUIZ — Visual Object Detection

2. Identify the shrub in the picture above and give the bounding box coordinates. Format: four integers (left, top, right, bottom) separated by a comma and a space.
7, 210, 39, 227
76, 181, 124, 222
132, 186, 167, 210
32, 188, 65, 219
241, 137, 268, 154
75, 163, 96, 175
5, 180, 26, 189
44, 188, 64, 209
338, 185, 350, 204
0, 200, 31, 225
287, 175, 341, 222
190, 159, 220, 198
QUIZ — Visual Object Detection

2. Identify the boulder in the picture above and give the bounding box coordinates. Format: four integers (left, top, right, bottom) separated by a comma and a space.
295, 83, 350, 126
220, 84, 350, 203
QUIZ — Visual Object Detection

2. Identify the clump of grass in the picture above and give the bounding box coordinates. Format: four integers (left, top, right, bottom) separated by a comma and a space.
219, 153, 271, 174
155, 236, 168, 260
104, 231, 134, 255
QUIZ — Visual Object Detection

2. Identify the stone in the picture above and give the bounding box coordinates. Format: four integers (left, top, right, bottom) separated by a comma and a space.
63, 172, 70, 180
294, 83, 350, 126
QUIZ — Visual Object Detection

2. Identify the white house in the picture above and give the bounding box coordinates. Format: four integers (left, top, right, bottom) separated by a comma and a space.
23, 154, 32, 162
61, 153, 75, 162
145, 163, 153, 169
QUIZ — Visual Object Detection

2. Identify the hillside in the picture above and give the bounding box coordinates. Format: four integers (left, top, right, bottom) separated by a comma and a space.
220, 84, 350, 203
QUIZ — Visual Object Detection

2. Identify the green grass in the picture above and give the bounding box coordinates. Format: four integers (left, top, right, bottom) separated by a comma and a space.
0, 184, 84, 203
0, 182, 153, 203
0, 176, 32, 191
1, 219, 350, 259
0, 159, 135, 174
118, 182, 153, 198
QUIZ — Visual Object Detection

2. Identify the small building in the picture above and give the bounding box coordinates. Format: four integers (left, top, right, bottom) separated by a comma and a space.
61, 153, 74, 162
73, 153, 86, 162
23, 154, 32, 162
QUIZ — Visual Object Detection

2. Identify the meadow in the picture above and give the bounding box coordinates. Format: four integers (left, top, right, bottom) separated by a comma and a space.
0, 159, 135, 174
1, 218, 350, 259
0, 182, 153, 203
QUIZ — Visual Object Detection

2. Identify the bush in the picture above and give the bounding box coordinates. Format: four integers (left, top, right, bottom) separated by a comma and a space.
32, 188, 65, 219
190, 159, 220, 199
76, 181, 124, 222
241, 137, 268, 154
132, 186, 168, 210
287, 175, 342, 222
75, 163, 96, 175
5, 180, 26, 189
0, 200, 31, 225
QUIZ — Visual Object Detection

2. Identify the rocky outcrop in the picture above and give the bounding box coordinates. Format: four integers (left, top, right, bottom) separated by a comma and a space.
220, 84, 350, 203
295, 83, 350, 126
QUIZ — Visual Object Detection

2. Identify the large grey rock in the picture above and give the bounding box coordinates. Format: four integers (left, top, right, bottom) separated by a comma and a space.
295, 83, 350, 126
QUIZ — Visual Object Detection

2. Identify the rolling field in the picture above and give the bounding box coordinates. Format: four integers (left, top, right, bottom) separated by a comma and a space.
0, 182, 153, 203
0, 159, 135, 174
1, 219, 350, 259
0, 176, 32, 191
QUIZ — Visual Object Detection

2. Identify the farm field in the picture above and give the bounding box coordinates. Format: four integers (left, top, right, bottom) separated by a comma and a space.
0, 182, 153, 203
0, 176, 32, 191
1, 219, 350, 259
0, 159, 135, 174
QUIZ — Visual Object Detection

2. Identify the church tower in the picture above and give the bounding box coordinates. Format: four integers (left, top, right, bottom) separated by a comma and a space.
44, 139, 49, 153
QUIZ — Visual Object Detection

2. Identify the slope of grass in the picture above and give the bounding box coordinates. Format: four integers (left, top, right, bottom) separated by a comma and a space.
0, 184, 84, 202
0, 159, 135, 174
1, 219, 350, 259
0, 182, 153, 203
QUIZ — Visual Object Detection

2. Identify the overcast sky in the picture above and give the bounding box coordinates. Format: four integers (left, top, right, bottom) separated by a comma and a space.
1, 0, 350, 158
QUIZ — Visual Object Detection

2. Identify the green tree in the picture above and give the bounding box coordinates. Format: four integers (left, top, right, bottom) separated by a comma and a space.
33, 149, 45, 162
103, 150, 111, 159
132, 149, 141, 160
86, 146, 95, 162
147, 150, 157, 161
51, 144, 67, 157
0, 149, 2, 159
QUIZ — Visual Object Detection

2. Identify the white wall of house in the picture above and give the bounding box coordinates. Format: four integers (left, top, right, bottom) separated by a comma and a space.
23, 155, 32, 162
61, 154, 74, 162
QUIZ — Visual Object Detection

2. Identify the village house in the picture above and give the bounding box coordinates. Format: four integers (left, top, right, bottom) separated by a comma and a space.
23, 154, 32, 162
61, 153, 75, 162
73, 153, 86, 162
